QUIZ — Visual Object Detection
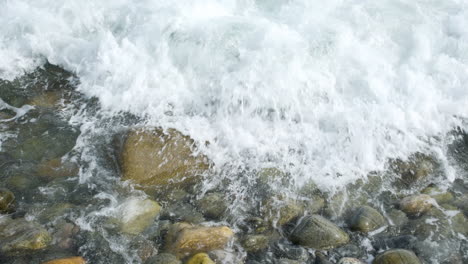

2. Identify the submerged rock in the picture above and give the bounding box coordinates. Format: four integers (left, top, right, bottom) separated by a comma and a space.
262, 197, 303, 226
314, 252, 333, 264
373, 249, 421, 264
0, 217, 51, 255
347, 206, 386, 233
165, 223, 234, 258
272, 241, 309, 261
145, 253, 181, 264
186, 253, 215, 264
0, 188, 15, 214
390, 153, 437, 185
337, 258, 365, 264
36, 158, 79, 180
399, 194, 434, 216
116, 197, 162, 235
195, 192, 228, 220
42, 257, 86, 264
241, 234, 269, 252
290, 215, 349, 250
421, 186, 454, 204
120, 128, 209, 193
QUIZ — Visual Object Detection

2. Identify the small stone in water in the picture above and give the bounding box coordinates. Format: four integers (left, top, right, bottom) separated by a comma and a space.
337, 258, 365, 264
145, 253, 181, 264
195, 192, 228, 220
241, 234, 269, 252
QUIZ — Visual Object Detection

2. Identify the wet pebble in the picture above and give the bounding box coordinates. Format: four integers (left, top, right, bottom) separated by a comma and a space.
372, 249, 421, 264
347, 206, 385, 233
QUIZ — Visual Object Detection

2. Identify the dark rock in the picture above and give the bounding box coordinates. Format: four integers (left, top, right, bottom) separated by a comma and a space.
161, 202, 205, 224
373, 249, 421, 264
372, 235, 417, 251
390, 153, 437, 186
0, 188, 15, 214
290, 215, 350, 250
386, 209, 408, 227
334, 244, 363, 259
348, 206, 386, 233
314, 252, 333, 264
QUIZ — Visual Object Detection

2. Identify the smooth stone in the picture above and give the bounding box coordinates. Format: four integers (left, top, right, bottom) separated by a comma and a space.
42, 257, 86, 264
120, 128, 209, 193
116, 197, 162, 235
399, 194, 434, 216
0, 217, 51, 255
145, 253, 181, 264
195, 192, 228, 220
290, 215, 350, 250
0, 188, 15, 214
337, 258, 365, 264
186, 253, 215, 264
348, 206, 386, 232
373, 249, 421, 264
165, 223, 234, 258
241, 235, 269, 252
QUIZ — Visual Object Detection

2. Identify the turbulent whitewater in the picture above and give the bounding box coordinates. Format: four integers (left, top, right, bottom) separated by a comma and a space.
2, 0, 468, 187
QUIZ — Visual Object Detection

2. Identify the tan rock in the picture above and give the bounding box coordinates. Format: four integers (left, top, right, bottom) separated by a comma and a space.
42, 256, 86, 264
186, 253, 215, 264
165, 223, 234, 258
400, 194, 434, 216
120, 128, 209, 193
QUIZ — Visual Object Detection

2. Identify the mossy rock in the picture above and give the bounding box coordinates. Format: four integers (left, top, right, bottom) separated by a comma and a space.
0, 188, 16, 214
36, 158, 79, 180
290, 215, 349, 250
186, 253, 215, 264
120, 128, 210, 194
0, 217, 51, 255
373, 249, 421, 264
262, 197, 303, 226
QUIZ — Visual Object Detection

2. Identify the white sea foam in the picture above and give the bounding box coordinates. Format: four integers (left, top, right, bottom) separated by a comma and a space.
1, 0, 468, 188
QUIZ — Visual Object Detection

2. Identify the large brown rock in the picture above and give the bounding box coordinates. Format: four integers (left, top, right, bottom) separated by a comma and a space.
165, 223, 234, 258
42, 257, 86, 264
348, 206, 386, 233
120, 128, 209, 192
